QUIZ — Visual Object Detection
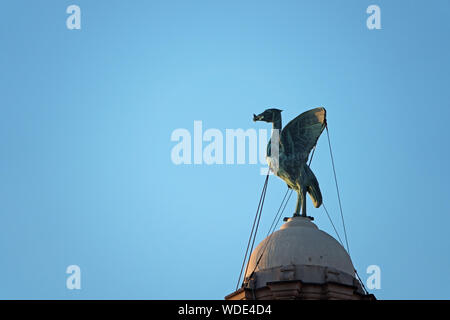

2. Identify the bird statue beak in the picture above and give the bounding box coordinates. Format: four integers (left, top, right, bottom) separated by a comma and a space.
253, 113, 263, 121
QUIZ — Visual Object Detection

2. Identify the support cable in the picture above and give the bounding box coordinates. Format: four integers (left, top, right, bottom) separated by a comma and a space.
235, 171, 269, 290
265, 187, 290, 239
246, 188, 293, 283
322, 202, 344, 247
244, 175, 269, 281
325, 124, 369, 295
325, 124, 350, 254
355, 268, 369, 295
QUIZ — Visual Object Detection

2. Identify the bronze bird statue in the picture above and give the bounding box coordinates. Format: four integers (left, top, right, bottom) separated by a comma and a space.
253, 107, 327, 218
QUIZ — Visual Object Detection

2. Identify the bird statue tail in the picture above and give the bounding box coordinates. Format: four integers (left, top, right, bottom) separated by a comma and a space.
306, 165, 322, 208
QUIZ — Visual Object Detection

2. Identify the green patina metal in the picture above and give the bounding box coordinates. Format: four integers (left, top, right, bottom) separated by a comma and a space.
253, 108, 327, 218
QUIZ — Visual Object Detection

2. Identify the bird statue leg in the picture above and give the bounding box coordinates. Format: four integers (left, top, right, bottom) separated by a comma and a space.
293, 187, 307, 217
301, 188, 307, 217
294, 190, 301, 216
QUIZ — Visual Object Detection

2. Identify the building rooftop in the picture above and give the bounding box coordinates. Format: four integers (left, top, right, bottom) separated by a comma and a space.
244, 215, 358, 290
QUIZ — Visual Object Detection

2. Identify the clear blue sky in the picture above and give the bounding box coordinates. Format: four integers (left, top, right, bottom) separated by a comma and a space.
1, 0, 449, 299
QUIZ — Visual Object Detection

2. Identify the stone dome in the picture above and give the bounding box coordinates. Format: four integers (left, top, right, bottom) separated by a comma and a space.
244, 216, 358, 290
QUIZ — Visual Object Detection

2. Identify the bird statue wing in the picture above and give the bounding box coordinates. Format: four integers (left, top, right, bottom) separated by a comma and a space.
281, 107, 327, 163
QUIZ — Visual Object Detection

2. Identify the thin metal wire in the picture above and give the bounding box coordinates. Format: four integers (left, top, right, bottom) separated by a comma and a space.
243, 175, 269, 282
325, 125, 350, 254
265, 188, 290, 239
355, 268, 369, 295
235, 172, 269, 290
246, 189, 293, 282
324, 125, 369, 294
322, 202, 344, 247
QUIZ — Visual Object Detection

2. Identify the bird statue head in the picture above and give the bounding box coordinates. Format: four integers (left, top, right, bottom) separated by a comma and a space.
253, 108, 283, 123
